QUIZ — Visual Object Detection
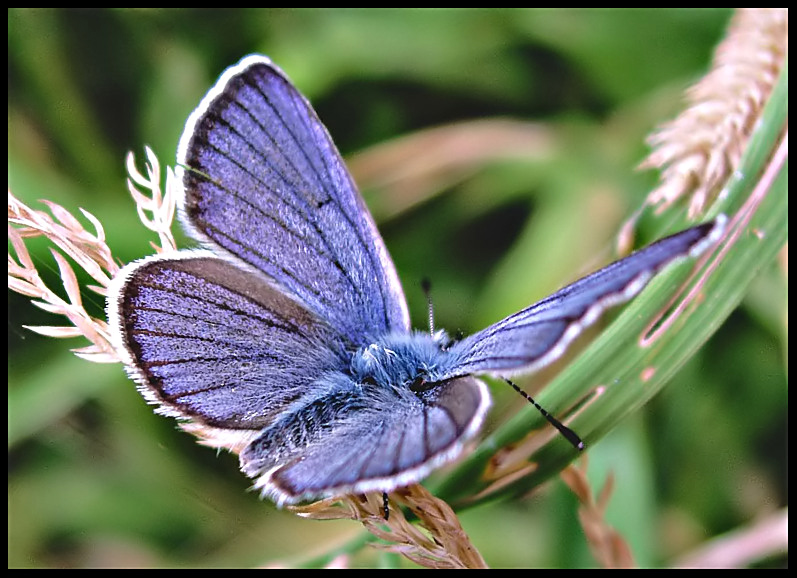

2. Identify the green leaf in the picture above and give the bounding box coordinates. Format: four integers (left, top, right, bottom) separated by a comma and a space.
436, 58, 788, 508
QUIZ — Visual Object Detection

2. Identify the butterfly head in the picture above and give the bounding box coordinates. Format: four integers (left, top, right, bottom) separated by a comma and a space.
349, 331, 452, 394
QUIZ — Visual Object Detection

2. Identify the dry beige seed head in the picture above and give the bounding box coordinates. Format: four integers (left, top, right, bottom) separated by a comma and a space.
639, 8, 787, 218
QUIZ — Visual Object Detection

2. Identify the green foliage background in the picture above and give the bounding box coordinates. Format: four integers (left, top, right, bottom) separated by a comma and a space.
8, 8, 787, 568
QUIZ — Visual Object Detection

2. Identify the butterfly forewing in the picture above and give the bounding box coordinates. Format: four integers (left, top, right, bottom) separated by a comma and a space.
177, 55, 410, 342
443, 219, 724, 377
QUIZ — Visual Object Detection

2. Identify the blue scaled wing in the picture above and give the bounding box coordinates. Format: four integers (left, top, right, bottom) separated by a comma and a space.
240, 375, 490, 504
108, 253, 348, 431
107, 56, 493, 502
176, 55, 410, 342
108, 251, 491, 501
444, 218, 725, 377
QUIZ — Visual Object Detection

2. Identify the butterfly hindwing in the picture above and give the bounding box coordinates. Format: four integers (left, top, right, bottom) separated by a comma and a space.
239, 375, 489, 503
109, 253, 348, 430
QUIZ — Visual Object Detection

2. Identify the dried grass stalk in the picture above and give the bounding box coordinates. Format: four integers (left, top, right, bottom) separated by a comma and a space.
560, 457, 635, 569
293, 485, 488, 568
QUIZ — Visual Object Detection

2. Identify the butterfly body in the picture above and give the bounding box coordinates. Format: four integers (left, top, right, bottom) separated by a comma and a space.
108, 55, 724, 507
239, 331, 491, 504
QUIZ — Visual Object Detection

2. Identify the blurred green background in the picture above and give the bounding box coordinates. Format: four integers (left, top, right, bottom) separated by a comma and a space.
8, 8, 787, 568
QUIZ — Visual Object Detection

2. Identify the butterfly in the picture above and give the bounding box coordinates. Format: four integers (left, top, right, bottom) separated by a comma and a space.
107, 55, 725, 509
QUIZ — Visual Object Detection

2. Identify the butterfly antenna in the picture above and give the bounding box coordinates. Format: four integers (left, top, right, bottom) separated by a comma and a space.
503, 378, 585, 451
421, 277, 435, 335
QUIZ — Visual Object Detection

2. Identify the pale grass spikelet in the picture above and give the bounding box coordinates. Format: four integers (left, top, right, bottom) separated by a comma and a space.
8, 150, 179, 364
560, 457, 635, 569
387, 484, 488, 569
8, 190, 119, 363
639, 8, 788, 219
292, 485, 488, 569
125, 146, 179, 254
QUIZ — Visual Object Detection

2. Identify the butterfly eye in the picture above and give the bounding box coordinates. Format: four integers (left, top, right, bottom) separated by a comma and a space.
409, 374, 430, 393
361, 376, 378, 387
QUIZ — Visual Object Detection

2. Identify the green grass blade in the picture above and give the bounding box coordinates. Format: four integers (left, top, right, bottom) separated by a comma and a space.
435, 58, 788, 508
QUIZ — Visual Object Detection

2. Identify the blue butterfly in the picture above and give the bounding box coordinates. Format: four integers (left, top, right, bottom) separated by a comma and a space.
108, 55, 724, 508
